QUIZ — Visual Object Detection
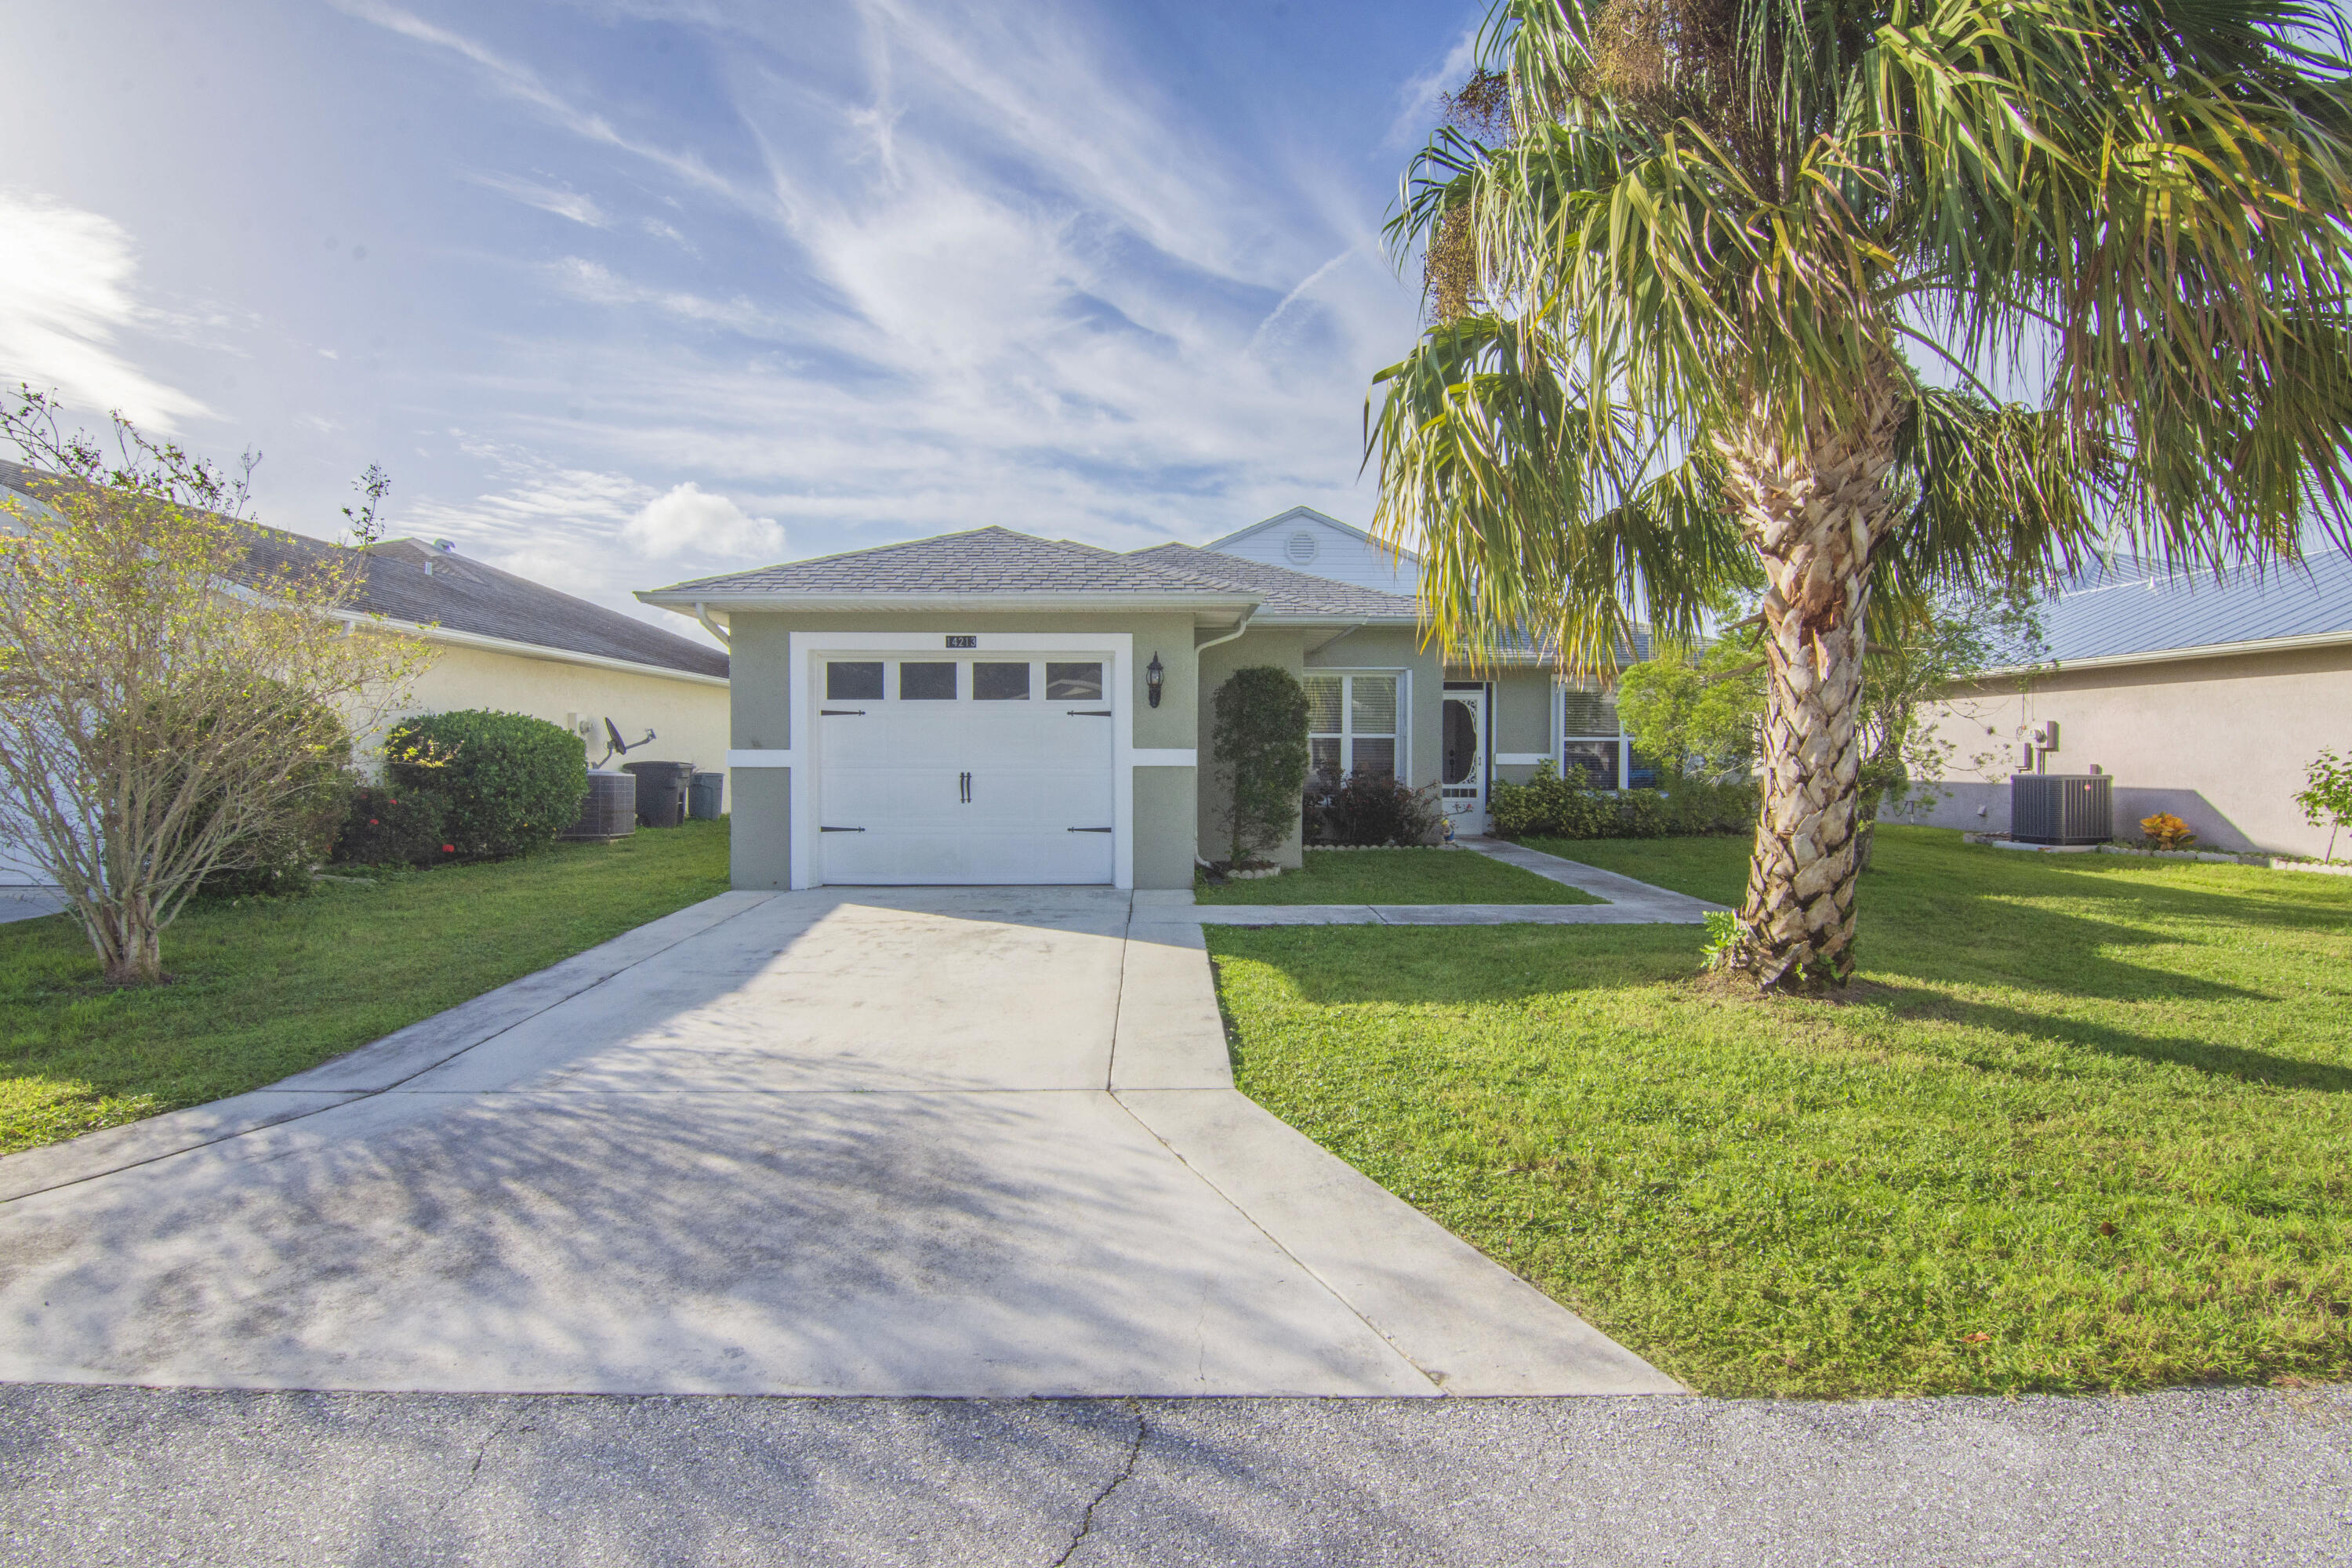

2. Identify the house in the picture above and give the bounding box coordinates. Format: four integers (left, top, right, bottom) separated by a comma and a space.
636, 511, 1654, 891
0, 462, 731, 884
246, 528, 731, 775
1899, 551, 2352, 856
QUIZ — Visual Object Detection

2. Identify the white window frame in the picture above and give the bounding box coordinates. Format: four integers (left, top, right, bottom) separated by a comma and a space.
1555, 677, 1635, 793
1305, 669, 1408, 786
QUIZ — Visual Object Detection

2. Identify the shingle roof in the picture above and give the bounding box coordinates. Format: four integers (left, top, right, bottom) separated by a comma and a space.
647, 526, 1254, 601
0, 460, 728, 679
1125, 542, 1422, 619
2035, 551, 2352, 664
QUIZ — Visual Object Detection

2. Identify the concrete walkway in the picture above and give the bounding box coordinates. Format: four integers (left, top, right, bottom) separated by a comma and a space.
0, 889, 1675, 1399
1175, 839, 1726, 926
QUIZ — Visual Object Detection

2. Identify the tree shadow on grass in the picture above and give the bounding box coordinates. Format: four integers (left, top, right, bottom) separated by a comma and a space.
1827, 981, 2352, 1093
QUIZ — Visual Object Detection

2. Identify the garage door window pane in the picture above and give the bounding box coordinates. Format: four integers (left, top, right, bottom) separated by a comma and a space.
1046, 662, 1102, 699
974, 662, 1031, 700
1350, 676, 1396, 734
899, 662, 958, 700
827, 662, 884, 700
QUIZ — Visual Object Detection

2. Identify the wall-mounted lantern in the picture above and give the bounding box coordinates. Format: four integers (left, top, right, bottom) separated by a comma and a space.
1146, 652, 1164, 709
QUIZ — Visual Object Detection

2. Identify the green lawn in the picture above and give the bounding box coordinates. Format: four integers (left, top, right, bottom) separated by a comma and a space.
1210, 826, 2352, 1398
1196, 847, 1602, 906
0, 820, 731, 1156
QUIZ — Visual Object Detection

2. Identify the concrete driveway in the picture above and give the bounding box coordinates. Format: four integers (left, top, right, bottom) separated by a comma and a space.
0, 888, 1672, 1399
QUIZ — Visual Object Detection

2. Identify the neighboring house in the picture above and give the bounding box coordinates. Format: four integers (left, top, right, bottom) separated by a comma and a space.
636, 511, 1656, 891
0, 463, 731, 885
1900, 552, 2352, 856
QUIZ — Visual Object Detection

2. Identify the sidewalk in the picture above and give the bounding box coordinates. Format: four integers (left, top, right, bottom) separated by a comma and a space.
1161, 839, 1726, 927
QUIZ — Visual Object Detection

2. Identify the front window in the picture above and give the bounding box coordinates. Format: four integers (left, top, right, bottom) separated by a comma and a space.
1305, 673, 1399, 789
1562, 682, 1628, 789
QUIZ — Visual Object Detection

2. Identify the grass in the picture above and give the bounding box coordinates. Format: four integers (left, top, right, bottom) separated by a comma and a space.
0, 820, 731, 1156
1209, 826, 2352, 1398
1196, 847, 1602, 906
1521, 834, 1751, 904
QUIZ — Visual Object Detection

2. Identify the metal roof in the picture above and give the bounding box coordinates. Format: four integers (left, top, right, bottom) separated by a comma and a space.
0, 461, 729, 679
644, 526, 1254, 603
2036, 550, 2352, 666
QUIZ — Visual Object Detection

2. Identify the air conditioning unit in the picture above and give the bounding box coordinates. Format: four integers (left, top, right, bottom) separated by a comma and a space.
2010, 773, 2111, 845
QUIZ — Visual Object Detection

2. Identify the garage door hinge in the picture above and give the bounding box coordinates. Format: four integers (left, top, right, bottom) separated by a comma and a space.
820, 826, 866, 833
1065, 709, 1112, 717
1067, 826, 1113, 833
820, 709, 867, 716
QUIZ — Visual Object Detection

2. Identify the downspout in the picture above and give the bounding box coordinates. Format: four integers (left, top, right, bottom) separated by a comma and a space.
694, 602, 731, 646
1193, 606, 1254, 654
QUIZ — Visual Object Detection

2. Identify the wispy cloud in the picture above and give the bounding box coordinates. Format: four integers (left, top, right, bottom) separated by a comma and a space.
471, 170, 608, 227
333, 0, 771, 216
0, 191, 214, 432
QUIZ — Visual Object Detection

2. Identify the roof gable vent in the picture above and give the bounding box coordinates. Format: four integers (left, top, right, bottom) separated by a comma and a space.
1285, 530, 1318, 564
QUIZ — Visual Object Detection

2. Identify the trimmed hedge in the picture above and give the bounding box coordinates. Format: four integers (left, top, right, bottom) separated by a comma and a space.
388, 710, 588, 860
1211, 667, 1310, 865
1491, 760, 1758, 840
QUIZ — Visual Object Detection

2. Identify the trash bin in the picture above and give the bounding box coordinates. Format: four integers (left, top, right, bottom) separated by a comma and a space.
559, 770, 637, 841
688, 770, 724, 821
621, 760, 693, 827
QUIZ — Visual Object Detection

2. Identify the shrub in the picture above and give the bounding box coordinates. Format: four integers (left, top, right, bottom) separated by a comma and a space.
2293, 748, 2351, 861
1210, 667, 1309, 866
1491, 760, 1758, 840
332, 786, 456, 867
144, 682, 354, 902
2140, 812, 2198, 851
387, 710, 588, 859
198, 756, 355, 898
1313, 773, 1441, 846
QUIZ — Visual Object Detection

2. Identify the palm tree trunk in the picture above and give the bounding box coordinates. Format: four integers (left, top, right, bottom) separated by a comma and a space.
1713, 375, 1907, 991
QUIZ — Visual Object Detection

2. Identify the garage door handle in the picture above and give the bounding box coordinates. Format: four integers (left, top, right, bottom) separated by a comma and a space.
820, 826, 865, 833
820, 709, 866, 716
1065, 709, 1112, 717
959, 771, 971, 804
1067, 826, 1113, 833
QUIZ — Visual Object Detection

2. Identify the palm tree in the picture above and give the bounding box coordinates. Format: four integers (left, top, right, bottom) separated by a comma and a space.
1371, 0, 2352, 989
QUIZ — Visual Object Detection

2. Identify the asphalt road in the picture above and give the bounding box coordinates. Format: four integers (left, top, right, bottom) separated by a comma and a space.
2, 1384, 2347, 1566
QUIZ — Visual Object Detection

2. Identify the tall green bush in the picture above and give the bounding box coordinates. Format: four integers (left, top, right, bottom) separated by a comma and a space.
1210, 666, 1309, 866
1492, 760, 1756, 841
387, 710, 587, 860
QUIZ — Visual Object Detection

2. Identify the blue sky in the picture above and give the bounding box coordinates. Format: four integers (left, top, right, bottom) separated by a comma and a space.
0, 0, 1483, 644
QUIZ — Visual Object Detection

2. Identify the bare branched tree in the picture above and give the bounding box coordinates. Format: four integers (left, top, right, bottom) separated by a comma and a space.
0, 390, 430, 983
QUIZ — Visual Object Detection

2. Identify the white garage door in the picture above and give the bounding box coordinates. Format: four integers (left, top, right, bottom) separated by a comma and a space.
815, 655, 1116, 885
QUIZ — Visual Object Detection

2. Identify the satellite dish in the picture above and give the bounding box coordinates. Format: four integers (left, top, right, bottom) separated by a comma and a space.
596, 718, 657, 767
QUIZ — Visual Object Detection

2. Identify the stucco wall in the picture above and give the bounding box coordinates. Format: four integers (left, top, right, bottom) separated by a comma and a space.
1482, 667, 1555, 784
1898, 644, 2352, 856
1308, 624, 1444, 803
727, 609, 1202, 888
383, 641, 731, 782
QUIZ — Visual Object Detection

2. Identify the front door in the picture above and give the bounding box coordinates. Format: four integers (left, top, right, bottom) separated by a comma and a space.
815, 655, 1116, 884
1441, 687, 1489, 837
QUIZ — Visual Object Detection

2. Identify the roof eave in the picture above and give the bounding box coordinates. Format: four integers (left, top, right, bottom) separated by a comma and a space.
637, 590, 1261, 616
1976, 625, 2352, 677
